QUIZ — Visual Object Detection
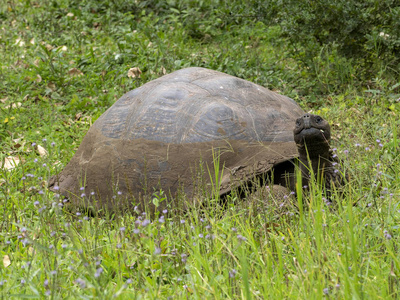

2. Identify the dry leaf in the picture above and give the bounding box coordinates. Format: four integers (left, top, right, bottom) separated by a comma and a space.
36, 74, 42, 83
68, 68, 83, 77
37, 145, 48, 157
45, 44, 54, 51
5, 102, 21, 109
15, 38, 25, 47
1, 156, 20, 170
3, 255, 11, 268
66, 12, 74, 17
160, 66, 167, 75
128, 67, 142, 78
0, 97, 8, 103
30, 38, 35, 45
47, 82, 56, 91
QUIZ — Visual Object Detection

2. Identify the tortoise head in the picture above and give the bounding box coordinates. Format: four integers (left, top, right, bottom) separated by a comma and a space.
293, 114, 331, 148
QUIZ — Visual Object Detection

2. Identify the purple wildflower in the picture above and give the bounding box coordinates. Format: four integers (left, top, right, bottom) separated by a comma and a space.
229, 269, 237, 278
237, 235, 247, 241
75, 278, 86, 288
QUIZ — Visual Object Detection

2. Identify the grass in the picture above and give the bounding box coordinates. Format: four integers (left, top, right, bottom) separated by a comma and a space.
0, 0, 399, 298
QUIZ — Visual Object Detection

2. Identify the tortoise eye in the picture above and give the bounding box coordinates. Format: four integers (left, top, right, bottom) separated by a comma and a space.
315, 116, 322, 123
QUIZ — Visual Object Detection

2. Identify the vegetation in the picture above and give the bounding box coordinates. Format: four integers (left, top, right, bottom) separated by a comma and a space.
0, 0, 399, 298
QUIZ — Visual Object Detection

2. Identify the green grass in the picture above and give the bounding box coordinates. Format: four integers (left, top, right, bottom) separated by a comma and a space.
1, 0, 400, 298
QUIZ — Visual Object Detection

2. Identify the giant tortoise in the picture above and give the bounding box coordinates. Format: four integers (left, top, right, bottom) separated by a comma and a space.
49, 67, 342, 213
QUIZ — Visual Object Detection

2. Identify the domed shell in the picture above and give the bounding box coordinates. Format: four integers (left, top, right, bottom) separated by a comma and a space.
50, 67, 304, 212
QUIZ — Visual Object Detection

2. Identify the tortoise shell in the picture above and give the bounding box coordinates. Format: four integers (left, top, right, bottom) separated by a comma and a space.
49, 67, 304, 212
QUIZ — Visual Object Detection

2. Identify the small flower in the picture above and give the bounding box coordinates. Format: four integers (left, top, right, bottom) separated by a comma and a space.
376, 139, 381, 143
231, 227, 237, 232
90, 191, 95, 195
51, 142, 55, 147
34, 201, 40, 206
344, 150, 349, 154
154, 247, 161, 255
81, 193, 86, 197
200, 218, 205, 222
120, 226, 126, 232
384, 230, 392, 240
126, 278, 133, 284
205, 225, 211, 230
180, 219, 185, 224
181, 253, 187, 263
323, 288, 329, 295
199, 234, 204, 238
162, 209, 168, 214
75, 278, 86, 288
44, 279, 49, 287
335, 283, 340, 289
142, 219, 150, 227
355, 143, 361, 147
50, 270, 57, 276
281, 236, 285, 241
38, 190, 44, 195
237, 235, 247, 241
365, 147, 370, 151
117, 191, 122, 195
95, 267, 103, 278
62, 244, 67, 249
159, 216, 165, 223
338, 252, 342, 256
133, 229, 140, 234
229, 269, 237, 278
21, 279, 26, 285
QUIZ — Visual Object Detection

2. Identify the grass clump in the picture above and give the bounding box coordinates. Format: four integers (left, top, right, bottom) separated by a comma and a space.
0, 0, 399, 298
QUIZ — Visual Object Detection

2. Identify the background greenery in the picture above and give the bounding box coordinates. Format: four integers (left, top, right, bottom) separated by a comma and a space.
0, 0, 399, 298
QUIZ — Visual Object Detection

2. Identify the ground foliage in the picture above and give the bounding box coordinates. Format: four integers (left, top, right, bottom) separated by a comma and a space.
0, 0, 399, 298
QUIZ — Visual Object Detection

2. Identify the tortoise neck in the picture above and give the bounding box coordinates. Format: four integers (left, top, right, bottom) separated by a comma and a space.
297, 142, 332, 185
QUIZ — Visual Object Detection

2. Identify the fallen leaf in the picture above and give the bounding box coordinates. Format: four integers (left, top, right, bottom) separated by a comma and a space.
36, 74, 42, 83
68, 68, 83, 77
15, 38, 25, 47
30, 38, 35, 45
66, 12, 74, 17
3, 255, 11, 268
1, 156, 20, 170
47, 82, 56, 91
5, 102, 21, 109
0, 97, 8, 103
160, 66, 167, 75
128, 67, 142, 78
45, 44, 54, 51
37, 145, 48, 157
